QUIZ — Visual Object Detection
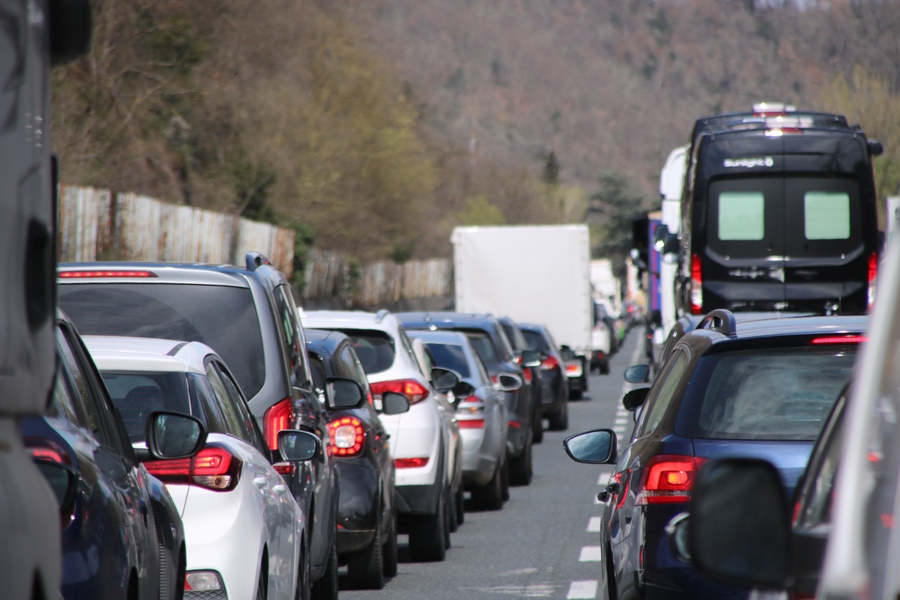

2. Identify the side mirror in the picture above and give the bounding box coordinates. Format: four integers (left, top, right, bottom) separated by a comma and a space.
496, 373, 522, 392
623, 387, 650, 411
33, 460, 80, 529
653, 224, 671, 251
563, 429, 617, 464
452, 381, 476, 399
277, 429, 321, 462
381, 391, 410, 415
521, 350, 542, 368
431, 367, 461, 393
689, 458, 792, 588
49, 0, 93, 65
146, 412, 207, 460
325, 377, 366, 409
869, 139, 884, 157
624, 364, 651, 383
662, 232, 680, 259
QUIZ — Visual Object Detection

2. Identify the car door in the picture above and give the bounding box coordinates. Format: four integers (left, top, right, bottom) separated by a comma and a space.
57, 322, 159, 596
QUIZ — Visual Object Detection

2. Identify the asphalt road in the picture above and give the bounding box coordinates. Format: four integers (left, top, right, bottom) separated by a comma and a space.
339, 331, 643, 599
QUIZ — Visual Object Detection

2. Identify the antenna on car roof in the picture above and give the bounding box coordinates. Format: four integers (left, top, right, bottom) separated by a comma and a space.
697, 309, 737, 338
245, 252, 271, 272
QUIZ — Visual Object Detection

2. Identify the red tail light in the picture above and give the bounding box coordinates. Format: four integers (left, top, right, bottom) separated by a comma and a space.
144, 445, 242, 492
540, 355, 559, 370
868, 252, 878, 310
508, 420, 521, 429
24, 439, 72, 466
690, 254, 703, 315
395, 457, 429, 469
522, 368, 532, 384
273, 463, 295, 476
810, 335, 867, 345
635, 455, 703, 505
58, 270, 157, 278
370, 379, 429, 405
263, 397, 293, 451
458, 419, 485, 429
328, 416, 365, 457
565, 363, 580, 375
462, 395, 480, 403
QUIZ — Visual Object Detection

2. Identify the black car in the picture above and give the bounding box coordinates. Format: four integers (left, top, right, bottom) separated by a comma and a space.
565, 310, 867, 600
518, 323, 569, 432
22, 312, 206, 600
305, 329, 410, 590
664, 106, 882, 316
396, 312, 538, 486
56, 254, 341, 599
498, 316, 544, 443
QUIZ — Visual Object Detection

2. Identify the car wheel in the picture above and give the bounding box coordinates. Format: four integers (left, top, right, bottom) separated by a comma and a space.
471, 459, 504, 510
455, 481, 465, 526
382, 510, 399, 577
407, 491, 447, 562
500, 454, 510, 501
256, 560, 268, 600
295, 548, 312, 600
569, 388, 583, 400
532, 409, 544, 444
443, 487, 452, 549
509, 433, 533, 486
447, 482, 459, 533
548, 400, 568, 431
311, 536, 338, 600
346, 516, 384, 589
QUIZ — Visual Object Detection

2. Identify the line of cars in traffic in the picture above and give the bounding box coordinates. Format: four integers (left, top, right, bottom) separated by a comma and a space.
26, 252, 576, 600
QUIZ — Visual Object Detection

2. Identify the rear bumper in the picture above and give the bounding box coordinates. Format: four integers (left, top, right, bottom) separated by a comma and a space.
335, 461, 379, 553
394, 482, 441, 516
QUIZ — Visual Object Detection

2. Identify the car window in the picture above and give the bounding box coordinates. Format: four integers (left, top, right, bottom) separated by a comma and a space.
100, 371, 193, 443
214, 362, 268, 454
206, 362, 257, 444
465, 331, 499, 365
398, 327, 421, 370
493, 325, 514, 362
340, 330, 395, 374
794, 396, 845, 530
677, 348, 856, 441
522, 330, 550, 354
309, 353, 328, 391
501, 322, 528, 352
188, 373, 229, 434
56, 326, 115, 447
59, 283, 267, 400
425, 343, 471, 378
48, 362, 86, 427
274, 284, 309, 387
637, 350, 689, 438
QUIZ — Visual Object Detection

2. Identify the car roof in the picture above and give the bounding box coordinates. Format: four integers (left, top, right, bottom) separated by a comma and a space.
83, 335, 213, 375
515, 322, 545, 332
681, 314, 869, 350
304, 328, 350, 354
407, 329, 470, 345
395, 312, 496, 327
301, 310, 394, 326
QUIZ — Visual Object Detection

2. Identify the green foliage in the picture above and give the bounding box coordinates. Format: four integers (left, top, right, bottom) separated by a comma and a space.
233, 157, 277, 224
456, 195, 505, 226
543, 151, 561, 186
586, 171, 650, 260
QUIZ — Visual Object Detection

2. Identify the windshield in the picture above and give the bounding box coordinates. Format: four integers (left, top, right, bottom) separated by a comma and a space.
522, 330, 550, 353
338, 330, 395, 375
60, 283, 266, 399
677, 347, 857, 441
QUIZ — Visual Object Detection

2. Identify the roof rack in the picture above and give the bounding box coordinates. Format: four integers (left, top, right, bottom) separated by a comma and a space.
697, 309, 737, 338
245, 252, 271, 272
374, 309, 389, 324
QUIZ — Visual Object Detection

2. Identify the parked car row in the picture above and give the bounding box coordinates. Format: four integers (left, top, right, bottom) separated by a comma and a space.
18, 252, 579, 600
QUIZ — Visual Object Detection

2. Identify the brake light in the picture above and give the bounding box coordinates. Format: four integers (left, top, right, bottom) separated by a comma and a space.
370, 380, 429, 405
690, 254, 703, 315
24, 439, 72, 466
263, 397, 294, 451
328, 416, 365, 457
868, 252, 878, 310
565, 363, 580, 375
458, 419, 485, 429
144, 445, 242, 492
462, 395, 480, 403
635, 455, 703, 505
522, 368, 532, 384
540, 355, 559, 370
810, 335, 867, 345
508, 420, 521, 429
273, 463, 295, 476
395, 457, 429, 469
58, 270, 157, 278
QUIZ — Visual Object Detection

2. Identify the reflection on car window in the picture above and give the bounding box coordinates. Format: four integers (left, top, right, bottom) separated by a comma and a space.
522, 330, 550, 353
342, 330, 395, 374
426, 343, 471, 378
100, 371, 192, 443
465, 331, 498, 365
637, 351, 689, 438
795, 396, 845, 529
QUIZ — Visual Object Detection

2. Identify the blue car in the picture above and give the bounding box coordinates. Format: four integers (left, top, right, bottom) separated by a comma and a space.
564, 310, 867, 600
22, 312, 206, 600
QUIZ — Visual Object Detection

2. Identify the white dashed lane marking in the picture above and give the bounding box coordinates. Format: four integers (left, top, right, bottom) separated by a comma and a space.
579, 546, 603, 562
567, 580, 598, 599
596, 470, 613, 485
587, 517, 602, 532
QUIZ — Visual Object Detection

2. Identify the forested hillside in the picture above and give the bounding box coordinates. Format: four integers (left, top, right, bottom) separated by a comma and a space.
51, 0, 900, 263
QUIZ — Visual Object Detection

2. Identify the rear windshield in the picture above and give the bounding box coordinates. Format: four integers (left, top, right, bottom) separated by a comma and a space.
59, 284, 266, 399
100, 371, 193, 443
464, 331, 500, 366
338, 330, 395, 375
677, 347, 857, 441
425, 343, 471, 378
501, 322, 527, 352
522, 330, 550, 353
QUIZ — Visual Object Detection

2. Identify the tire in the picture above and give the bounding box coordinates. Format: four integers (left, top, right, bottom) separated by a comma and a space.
500, 454, 510, 501
569, 388, 583, 400
295, 548, 312, 600
443, 488, 452, 550
532, 409, 544, 444
470, 460, 504, 510
407, 492, 447, 562
455, 481, 465, 526
508, 433, 533, 486
256, 560, 267, 600
548, 400, 568, 431
382, 510, 399, 577
447, 482, 459, 533
346, 516, 384, 590
311, 536, 338, 600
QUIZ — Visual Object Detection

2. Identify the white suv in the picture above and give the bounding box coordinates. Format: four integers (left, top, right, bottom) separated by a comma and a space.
301, 310, 460, 562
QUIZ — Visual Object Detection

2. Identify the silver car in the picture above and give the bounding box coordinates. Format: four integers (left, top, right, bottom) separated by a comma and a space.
408, 330, 515, 511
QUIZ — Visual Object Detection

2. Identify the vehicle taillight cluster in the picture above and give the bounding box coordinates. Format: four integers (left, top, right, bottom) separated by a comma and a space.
263, 397, 294, 451
458, 419, 485, 429
635, 455, 704, 505
144, 445, 242, 492
868, 251, 878, 310
369, 379, 429, 405
328, 416, 365, 457
395, 457, 429, 469
690, 254, 703, 315
58, 270, 157, 278
540, 355, 559, 370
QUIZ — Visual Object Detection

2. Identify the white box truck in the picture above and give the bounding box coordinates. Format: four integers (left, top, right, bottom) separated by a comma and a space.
451, 225, 593, 396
